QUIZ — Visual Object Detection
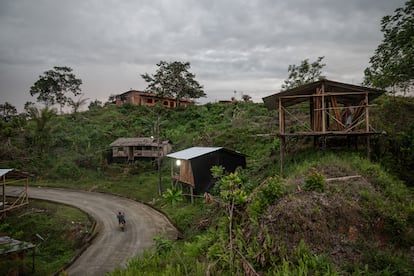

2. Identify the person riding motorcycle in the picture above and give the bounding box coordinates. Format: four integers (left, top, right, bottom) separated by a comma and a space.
117, 211, 126, 225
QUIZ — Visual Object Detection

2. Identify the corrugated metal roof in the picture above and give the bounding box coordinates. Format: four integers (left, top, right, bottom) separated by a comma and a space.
0, 236, 35, 254
166, 147, 223, 160
0, 169, 13, 177
110, 137, 161, 147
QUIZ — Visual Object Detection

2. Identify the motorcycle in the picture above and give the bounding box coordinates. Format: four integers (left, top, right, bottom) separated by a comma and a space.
117, 211, 126, 231
119, 220, 125, 231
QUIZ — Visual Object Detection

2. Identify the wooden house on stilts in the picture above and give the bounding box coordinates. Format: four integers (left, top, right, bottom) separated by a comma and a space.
166, 147, 246, 202
109, 137, 172, 163
262, 79, 385, 174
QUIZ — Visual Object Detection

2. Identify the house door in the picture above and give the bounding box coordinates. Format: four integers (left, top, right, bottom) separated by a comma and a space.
128, 146, 134, 161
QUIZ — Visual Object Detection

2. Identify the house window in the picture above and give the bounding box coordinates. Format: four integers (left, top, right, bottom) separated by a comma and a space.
146, 98, 153, 104
117, 147, 124, 152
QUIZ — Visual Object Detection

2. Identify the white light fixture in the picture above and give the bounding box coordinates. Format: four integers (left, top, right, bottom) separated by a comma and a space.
176, 160, 181, 166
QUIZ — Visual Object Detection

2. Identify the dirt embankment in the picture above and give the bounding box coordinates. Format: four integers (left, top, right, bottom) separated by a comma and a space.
245, 175, 413, 270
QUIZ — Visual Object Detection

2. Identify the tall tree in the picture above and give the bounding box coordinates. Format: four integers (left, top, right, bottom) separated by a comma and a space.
141, 61, 205, 106
88, 99, 103, 110
281, 56, 326, 90
364, 0, 414, 93
30, 66, 82, 111
0, 102, 18, 122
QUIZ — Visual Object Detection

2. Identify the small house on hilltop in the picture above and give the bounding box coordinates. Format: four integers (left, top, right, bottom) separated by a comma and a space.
115, 90, 194, 108
262, 79, 385, 174
166, 147, 246, 197
109, 137, 172, 162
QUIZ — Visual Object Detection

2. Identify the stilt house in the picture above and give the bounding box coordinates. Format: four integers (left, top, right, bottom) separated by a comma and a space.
262, 79, 385, 174
109, 137, 172, 162
166, 147, 246, 196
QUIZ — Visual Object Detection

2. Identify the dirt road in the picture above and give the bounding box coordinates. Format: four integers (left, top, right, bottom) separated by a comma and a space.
6, 186, 178, 275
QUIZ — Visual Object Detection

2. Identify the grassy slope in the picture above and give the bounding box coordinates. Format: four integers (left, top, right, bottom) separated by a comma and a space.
1, 99, 413, 274
111, 153, 413, 275
0, 200, 93, 275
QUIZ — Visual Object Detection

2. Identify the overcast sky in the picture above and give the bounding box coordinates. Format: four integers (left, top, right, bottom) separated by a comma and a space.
0, 0, 406, 111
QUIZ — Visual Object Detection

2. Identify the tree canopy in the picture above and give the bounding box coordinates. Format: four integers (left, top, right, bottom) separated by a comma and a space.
0, 102, 17, 122
141, 61, 205, 106
30, 66, 83, 110
281, 56, 325, 90
364, 0, 414, 93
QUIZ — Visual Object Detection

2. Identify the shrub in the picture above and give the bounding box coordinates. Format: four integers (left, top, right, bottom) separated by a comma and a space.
303, 168, 326, 192
248, 176, 285, 219
162, 188, 183, 206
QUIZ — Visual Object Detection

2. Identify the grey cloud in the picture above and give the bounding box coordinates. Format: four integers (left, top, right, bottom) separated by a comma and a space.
0, 0, 407, 110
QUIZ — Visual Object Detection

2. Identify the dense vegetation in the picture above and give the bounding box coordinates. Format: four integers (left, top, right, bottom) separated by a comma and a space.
0, 96, 413, 274
0, 200, 92, 275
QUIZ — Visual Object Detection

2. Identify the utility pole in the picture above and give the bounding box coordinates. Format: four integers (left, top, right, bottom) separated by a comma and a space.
156, 112, 163, 196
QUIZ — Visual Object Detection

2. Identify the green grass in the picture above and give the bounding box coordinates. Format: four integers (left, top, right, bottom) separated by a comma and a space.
2, 100, 414, 275
0, 200, 93, 275
31, 176, 167, 203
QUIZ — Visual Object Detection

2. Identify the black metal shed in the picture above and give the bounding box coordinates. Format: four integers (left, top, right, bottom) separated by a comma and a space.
166, 147, 246, 195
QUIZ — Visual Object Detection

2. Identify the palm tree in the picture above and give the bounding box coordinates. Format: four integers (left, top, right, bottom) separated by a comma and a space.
68, 96, 89, 113
27, 106, 57, 155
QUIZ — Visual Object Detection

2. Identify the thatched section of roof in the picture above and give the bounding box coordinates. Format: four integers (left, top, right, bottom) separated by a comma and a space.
263, 79, 385, 110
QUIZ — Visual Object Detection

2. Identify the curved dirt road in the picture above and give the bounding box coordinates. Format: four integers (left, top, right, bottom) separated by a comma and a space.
6, 186, 178, 275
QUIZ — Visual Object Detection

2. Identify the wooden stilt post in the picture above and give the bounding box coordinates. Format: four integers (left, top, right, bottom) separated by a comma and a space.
365, 93, 370, 133
190, 186, 194, 204
25, 176, 29, 203
2, 175, 5, 218
366, 135, 371, 160
170, 160, 174, 189
32, 247, 35, 273
279, 97, 285, 177
321, 82, 326, 133
280, 136, 285, 177
322, 135, 327, 155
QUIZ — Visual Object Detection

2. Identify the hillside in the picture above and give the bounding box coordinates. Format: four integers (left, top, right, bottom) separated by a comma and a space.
105, 153, 413, 275
243, 157, 413, 274
1, 97, 413, 274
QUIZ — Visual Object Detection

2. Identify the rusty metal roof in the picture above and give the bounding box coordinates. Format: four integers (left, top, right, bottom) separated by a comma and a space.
0, 236, 35, 255
117, 90, 194, 103
110, 137, 170, 147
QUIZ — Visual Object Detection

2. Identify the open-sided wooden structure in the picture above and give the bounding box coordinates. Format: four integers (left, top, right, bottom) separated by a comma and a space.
263, 79, 385, 174
0, 169, 30, 218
